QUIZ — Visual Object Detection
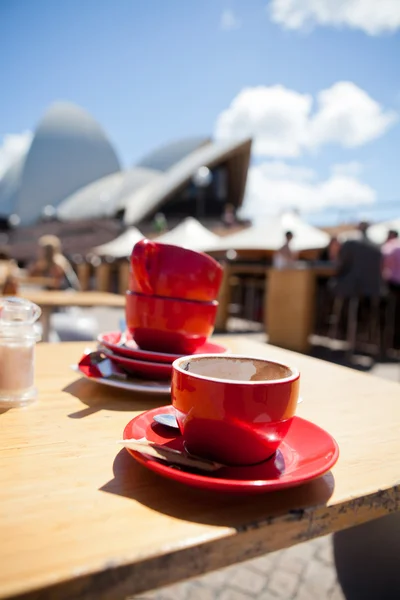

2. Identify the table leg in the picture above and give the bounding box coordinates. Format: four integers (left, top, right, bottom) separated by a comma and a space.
40, 307, 52, 342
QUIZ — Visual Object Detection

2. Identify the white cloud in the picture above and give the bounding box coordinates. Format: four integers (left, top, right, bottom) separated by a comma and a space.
253, 160, 316, 181
220, 9, 241, 31
241, 160, 376, 217
215, 82, 397, 157
309, 82, 397, 148
269, 0, 400, 35
0, 131, 32, 179
331, 161, 364, 177
215, 85, 312, 156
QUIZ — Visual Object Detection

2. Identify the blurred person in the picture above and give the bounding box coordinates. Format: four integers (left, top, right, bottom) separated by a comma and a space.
381, 230, 400, 349
222, 203, 236, 228
28, 235, 80, 291
332, 222, 383, 298
320, 236, 340, 263
0, 247, 20, 295
153, 213, 167, 233
382, 230, 400, 290
273, 231, 297, 269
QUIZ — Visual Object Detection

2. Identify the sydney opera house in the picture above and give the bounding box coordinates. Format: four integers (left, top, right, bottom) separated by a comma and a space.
0, 102, 251, 262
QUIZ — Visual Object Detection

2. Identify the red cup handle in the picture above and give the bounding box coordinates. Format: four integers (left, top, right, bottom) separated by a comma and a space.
130, 239, 158, 295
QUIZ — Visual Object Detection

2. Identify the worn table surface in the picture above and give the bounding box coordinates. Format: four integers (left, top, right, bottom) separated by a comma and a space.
0, 338, 399, 600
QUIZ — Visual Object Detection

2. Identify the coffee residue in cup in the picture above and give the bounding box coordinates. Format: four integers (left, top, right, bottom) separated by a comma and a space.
182, 357, 292, 382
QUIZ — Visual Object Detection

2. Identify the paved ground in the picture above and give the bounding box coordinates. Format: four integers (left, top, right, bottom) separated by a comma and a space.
135, 536, 344, 600
58, 307, 399, 600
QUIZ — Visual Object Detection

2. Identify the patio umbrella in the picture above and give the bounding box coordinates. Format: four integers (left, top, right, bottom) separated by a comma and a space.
206, 212, 329, 253
93, 227, 143, 258
154, 217, 220, 252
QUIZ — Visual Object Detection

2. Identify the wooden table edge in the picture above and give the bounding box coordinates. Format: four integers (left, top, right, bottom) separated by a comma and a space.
4, 484, 399, 600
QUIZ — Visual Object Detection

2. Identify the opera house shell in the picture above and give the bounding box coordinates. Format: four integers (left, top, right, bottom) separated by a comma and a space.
0, 102, 251, 229
0, 102, 121, 225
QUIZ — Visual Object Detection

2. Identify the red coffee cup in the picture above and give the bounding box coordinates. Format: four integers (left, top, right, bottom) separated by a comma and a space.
130, 239, 223, 302
172, 354, 300, 465
125, 291, 218, 354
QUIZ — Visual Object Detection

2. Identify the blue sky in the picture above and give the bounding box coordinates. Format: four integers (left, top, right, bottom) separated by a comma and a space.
1, 0, 400, 223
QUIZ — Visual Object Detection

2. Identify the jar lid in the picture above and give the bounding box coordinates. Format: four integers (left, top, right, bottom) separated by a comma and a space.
0, 297, 41, 341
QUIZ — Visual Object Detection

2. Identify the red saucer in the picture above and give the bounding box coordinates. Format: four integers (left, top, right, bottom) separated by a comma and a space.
101, 349, 172, 380
98, 331, 228, 363
123, 406, 339, 493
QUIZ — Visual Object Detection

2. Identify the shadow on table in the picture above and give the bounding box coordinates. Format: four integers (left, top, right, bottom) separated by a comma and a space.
100, 448, 335, 530
63, 378, 162, 419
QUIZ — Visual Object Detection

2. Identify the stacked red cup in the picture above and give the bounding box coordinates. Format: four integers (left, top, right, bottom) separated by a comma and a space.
126, 239, 223, 355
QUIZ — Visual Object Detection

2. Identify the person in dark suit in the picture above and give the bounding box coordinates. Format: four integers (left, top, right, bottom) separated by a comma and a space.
329, 222, 384, 353
332, 221, 383, 298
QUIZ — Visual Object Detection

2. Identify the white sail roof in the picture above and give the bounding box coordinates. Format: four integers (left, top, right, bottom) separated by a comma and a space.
154, 217, 220, 251
93, 227, 144, 257
207, 212, 329, 252
123, 138, 251, 224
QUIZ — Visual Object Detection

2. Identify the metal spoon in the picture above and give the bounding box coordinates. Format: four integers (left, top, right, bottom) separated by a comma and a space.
153, 413, 179, 430
117, 331, 128, 346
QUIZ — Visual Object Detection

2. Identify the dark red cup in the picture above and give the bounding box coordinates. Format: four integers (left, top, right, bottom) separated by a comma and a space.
171, 354, 300, 465
130, 239, 223, 302
125, 291, 218, 354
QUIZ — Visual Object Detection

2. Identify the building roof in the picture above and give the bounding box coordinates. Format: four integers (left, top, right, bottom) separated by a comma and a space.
0, 155, 25, 217
56, 136, 252, 226
123, 137, 252, 225
137, 137, 210, 171
0, 102, 121, 225
153, 217, 220, 251
57, 167, 161, 221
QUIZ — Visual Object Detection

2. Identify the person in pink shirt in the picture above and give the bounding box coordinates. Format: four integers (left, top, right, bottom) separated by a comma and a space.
382, 230, 400, 290
382, 229, 400, 349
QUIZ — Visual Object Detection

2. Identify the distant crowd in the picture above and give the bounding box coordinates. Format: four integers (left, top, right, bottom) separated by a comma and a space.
274, 221, 400, 297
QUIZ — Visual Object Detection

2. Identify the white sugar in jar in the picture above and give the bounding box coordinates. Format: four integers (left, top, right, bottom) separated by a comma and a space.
0, 297, 41, 406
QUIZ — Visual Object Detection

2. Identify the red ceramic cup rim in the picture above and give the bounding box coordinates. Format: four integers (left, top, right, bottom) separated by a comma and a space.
146, 241, 220, 263
172, 353, 299, 385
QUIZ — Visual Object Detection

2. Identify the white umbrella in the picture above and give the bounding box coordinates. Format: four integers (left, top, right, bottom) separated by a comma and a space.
93, 227, 144, 258
154, 217, 220, 252
367, 218, 400, 245
206, 212, 329, 252
337, 218, 400, 245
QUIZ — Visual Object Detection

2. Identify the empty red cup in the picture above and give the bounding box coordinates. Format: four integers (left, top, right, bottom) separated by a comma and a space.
125, 291, 218, 354
130, 239, 223, 302
172, 354, 300, 465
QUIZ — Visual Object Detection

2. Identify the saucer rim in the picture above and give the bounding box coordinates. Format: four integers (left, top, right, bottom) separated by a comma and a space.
101, 347, 173, 374
73, 365, 171, 395
98, 331, 229, 363
122, 406, 339, 492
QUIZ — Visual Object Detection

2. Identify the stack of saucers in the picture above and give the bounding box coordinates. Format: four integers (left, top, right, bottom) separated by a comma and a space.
97, 330, 228, 381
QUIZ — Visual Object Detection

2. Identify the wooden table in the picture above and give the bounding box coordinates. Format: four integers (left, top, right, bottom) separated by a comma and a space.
20, 290, 125, 342
1, 337, 399, 600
